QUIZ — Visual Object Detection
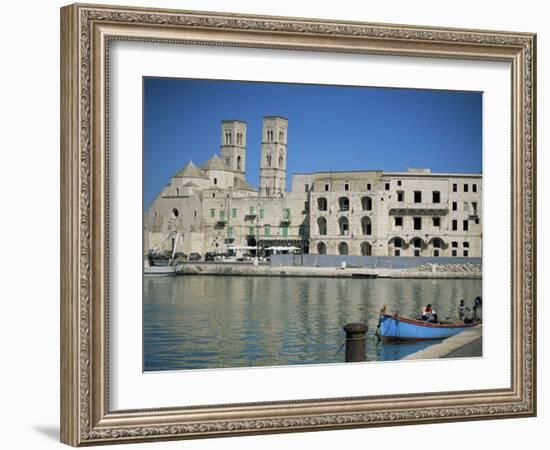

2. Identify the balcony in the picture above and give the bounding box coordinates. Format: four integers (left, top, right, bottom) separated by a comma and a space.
389, 205, 448, 216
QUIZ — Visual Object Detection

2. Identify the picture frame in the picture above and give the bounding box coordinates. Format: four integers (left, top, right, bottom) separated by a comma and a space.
60, 2, 536, 446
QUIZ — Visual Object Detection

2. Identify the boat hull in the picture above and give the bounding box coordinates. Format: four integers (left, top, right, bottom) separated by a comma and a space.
378, 314, 477, 341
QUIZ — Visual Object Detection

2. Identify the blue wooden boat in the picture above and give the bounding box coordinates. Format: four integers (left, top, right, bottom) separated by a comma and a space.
378, 314, 478, 341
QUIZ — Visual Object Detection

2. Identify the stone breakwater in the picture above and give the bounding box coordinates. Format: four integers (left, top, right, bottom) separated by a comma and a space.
178, 263, 482, 279
406, 263, 482, 273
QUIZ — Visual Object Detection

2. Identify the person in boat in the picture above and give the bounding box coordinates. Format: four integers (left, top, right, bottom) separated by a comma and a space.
421, 304, 438, 323
473, 296, 482, 321
457, 299, 466, 320
463, 307, 475, 324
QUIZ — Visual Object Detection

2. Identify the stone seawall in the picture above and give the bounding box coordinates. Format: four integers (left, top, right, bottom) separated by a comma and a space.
178, 263, 481, 279
403, 325, 482, 360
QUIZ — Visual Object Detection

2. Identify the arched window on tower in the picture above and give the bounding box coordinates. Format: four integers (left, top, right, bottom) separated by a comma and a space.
266, 152, 272, 167
279, 150, 284, 168
237, 156, 242, 170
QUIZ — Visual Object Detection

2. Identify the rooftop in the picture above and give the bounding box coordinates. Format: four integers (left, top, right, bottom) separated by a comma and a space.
293, 169, 482, 178
202, 154, 229, 171
173, 161, 208, 179
263, 115, 288, 121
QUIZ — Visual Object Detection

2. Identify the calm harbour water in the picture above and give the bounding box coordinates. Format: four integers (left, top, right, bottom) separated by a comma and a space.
144, 275, 482, 371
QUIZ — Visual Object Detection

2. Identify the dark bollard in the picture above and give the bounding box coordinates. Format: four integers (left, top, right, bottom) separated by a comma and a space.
343, 322, 368, 362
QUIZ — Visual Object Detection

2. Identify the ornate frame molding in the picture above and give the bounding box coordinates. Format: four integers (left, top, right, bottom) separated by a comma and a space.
60, 3, 536, 446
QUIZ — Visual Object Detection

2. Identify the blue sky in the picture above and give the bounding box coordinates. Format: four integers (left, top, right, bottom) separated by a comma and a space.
143, 78, 482, 208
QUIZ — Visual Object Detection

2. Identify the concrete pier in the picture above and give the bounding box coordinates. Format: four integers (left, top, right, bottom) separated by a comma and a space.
177, 262, 481, 279
402, 325, 482, 360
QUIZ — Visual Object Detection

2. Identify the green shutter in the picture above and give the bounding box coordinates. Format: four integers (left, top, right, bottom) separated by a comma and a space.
282, 226, 288, 237
228, 227, 233, 238
210, 209, 215, 218
249, 226, 254, 235
249, 206, 255, 215
265, 226, 270, 236
232, 208, 237, 218
220, 210, 225, 220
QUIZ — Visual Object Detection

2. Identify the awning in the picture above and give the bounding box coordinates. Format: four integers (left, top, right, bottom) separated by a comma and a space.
228, 245, 262, 250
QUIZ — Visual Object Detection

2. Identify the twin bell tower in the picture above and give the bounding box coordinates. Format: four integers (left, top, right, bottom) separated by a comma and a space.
220, 116, 288, 197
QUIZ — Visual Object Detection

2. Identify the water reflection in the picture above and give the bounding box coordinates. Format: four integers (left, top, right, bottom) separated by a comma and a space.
144, 276, 482, 371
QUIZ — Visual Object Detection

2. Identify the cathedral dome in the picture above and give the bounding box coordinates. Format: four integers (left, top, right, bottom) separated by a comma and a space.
203, 154, 229, 171
173, 161, 208, 179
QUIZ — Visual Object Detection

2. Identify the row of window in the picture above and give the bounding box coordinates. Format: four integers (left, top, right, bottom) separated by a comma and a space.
394, 216, 440, 229
223, 132, 244, 145
315, 240, 472, 257
397, 217, 476, 231
316, 241, 372, 256
316, 217, 371, 236
315, 195, 480, 213
392, 249, 470, 257
453, 183, 478, 193
209, 207, 291, 220
265, 151, 284, 168
313, 181, 478, 194
226, 225, 305, 238
221, 156, 243, 170
391, 238, 471, 257
317, 197, 372, 212
316, 192, 445, 212
265, 130, 285, 142
171, 207, 476, 233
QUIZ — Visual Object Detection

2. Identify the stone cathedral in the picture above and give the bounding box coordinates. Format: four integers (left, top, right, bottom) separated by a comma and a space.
144, 116, 482, 258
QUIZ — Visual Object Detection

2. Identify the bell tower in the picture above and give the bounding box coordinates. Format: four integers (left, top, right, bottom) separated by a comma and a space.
259, 116, 287, 197
220, 120, 247, 179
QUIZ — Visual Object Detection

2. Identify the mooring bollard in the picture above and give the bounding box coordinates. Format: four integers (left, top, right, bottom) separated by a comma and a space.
343, 322, 368, 362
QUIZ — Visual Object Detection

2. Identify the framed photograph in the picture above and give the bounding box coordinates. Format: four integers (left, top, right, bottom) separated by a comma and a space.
60, 3, 536, 446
